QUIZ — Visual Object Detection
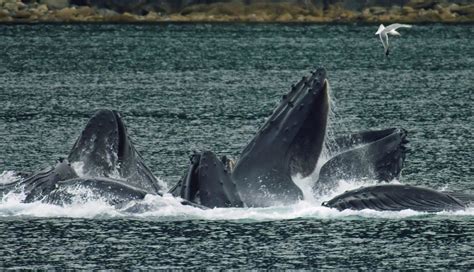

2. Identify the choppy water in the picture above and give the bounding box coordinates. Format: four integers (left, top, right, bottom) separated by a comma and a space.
0, 23, 472, 269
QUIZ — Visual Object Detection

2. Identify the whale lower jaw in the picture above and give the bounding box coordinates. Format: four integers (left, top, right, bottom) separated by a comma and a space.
322, 184, 468, 212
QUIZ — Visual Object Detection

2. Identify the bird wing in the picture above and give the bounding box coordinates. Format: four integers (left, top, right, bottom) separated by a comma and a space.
383, 23, 412, 34
375, 24, 385, 35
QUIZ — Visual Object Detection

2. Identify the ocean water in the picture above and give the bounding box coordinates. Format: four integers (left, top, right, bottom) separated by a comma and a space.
0, 23, 472, 269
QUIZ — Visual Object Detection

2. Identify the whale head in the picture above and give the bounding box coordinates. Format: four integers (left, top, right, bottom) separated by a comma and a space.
169, 151, 243, 208
232, 68, 330, 206
68, 109, 161, 193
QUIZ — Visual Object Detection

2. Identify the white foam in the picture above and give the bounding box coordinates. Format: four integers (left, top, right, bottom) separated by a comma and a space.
0, 170, 20, 184
1, 164, 472, 220
155, 177, 169, 192
71, 161, 85, 176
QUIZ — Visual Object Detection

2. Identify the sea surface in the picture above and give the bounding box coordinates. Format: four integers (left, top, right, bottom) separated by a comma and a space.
0, 23, 472, 269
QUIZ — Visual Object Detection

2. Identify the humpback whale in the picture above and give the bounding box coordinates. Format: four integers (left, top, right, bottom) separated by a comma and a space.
67, 109, 162, 194
1, 110, 164, 206
232, 68, 330, 207
169, 151, 243, 208
313, 128, 408, 196
322, 184, 472, 212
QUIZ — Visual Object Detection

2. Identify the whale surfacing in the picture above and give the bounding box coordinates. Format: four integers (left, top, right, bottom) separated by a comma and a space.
68, 109, 161, 194
232, 68, 330, 207
169, 151, 243, 208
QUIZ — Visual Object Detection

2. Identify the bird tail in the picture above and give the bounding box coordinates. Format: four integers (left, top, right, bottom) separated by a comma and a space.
375, 24, 385, 35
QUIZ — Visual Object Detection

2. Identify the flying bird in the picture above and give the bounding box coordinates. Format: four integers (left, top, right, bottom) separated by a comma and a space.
375, 23, 412, 56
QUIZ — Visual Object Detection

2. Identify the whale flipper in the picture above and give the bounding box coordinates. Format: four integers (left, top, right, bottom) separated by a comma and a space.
68, 109, 161, 193
232, 69, 330, 207
322, 184, 466, 212
170, 151, 243, 208
313, 128, 408, 195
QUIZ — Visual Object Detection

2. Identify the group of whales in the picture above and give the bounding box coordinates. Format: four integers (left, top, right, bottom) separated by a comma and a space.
2, 68, 472, 212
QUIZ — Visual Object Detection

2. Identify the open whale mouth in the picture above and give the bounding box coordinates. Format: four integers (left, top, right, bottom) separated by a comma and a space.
232, 68, 330, 207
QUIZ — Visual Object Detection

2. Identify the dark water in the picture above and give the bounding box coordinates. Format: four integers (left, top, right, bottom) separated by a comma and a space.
1, 218, 473, 269
0, 24, 473, 269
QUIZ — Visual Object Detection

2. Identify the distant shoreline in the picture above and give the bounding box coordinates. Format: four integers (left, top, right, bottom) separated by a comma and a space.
1, 1, 473, 24
1, 21, 474, 25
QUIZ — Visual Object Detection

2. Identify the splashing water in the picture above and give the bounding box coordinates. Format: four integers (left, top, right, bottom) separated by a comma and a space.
1, 171, 472, 220
0, 171, 20, 185
71, 161, 85, 177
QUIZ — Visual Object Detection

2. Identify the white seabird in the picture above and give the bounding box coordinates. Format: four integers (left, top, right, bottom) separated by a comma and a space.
375, 23, 412, 56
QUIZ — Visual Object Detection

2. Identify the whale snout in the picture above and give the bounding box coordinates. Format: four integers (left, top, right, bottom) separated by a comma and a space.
286, 68, 329, 177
